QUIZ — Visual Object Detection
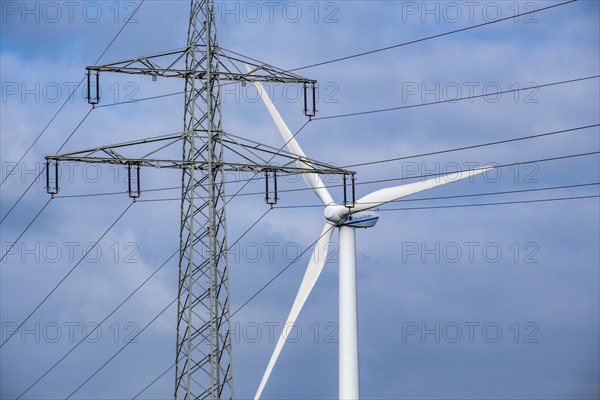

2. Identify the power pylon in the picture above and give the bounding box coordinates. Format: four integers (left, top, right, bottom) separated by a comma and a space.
45, 0, 355, 398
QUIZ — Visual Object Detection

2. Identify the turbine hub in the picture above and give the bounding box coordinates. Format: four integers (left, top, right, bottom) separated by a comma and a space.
324, 204, 349, 224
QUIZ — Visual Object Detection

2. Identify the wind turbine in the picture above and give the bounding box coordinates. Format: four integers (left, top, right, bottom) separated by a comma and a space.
247, 66, 491, 400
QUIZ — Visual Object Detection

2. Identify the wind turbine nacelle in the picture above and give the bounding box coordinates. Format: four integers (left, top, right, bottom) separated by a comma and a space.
324, 205, 379, 228
340, 211, 380, 228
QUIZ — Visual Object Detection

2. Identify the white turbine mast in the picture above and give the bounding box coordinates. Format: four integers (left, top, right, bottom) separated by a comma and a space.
247, 65, 492, 400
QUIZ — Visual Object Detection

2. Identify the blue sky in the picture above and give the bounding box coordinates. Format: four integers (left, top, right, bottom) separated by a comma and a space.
1, 1, 599, 399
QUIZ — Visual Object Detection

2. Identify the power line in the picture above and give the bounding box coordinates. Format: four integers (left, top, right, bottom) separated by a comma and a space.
95, 90, 185, 108
42, 123, 599, 201
273, 182, 600, 209
18, 183, 600, 398
0, 1, 145, 188
289, 151, 600, 193
92, 81, 243, 109
6, 18, 130, 221
0, 173, 42, 224
92, 1, 145, 66
0, 88, 80, 187
136, 177, 600, 206
8, 0, 581, 211
0, 198, 53, 262
4, 72, 592, 214
15, 248, 179, 399
0, 202, 134, 349
0, 0, 577, 197
289, 0, 577, 72
234, 193, 599, 317
0, 0, 585, 211
378, 194, 600, 211
132, 151, 600, 202
64, 297, 177, 400
20, 0, 592, 394
62, 207, 273, 398
221, 127, 600, 186
54, 108, 94, 154
127, 167, 600, 397
5, 0, 586, 396
7, 101, 311, 227
132, 187, 600, 397
54, 190, 130, 199
131, 221, 336, 398
343, 124, 599, 168
392, 182, 599, 203
16, 161, 274, 399
1, 109, 94, 225
131, 362, 174, 399
48, 93, 598, 203
231, 224, 335, 318
18, 101, 598, 400
10, 174, 276, 394
9, 17, 588, 393
352, 151, 600, 188
313, 75, 600, 121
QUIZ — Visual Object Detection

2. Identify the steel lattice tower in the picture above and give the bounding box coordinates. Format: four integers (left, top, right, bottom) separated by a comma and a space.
45, 0, 355, 398
176, 0, 232, 398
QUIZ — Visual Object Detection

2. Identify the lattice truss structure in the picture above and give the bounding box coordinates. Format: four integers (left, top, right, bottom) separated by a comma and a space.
44, 1, 354, 399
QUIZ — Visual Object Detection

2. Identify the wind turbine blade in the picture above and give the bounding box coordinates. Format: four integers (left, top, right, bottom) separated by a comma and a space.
254, 222, 335, 400
351, 166, 493, 213
245, 65, 334, 206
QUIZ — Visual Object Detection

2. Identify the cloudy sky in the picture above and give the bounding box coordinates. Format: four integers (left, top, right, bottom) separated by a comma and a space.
1, 0, 599, 399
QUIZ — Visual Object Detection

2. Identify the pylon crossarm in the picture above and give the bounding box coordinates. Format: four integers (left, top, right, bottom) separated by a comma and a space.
87, 47, 190, 77
218, 47, 314, 83
45, 155, 352, 176
222, 141, 343, 176
87, 46, 314, 84
89, 67, 313, 84
50, 128, 346, 178
221, 132, 343, 173
54, 132, 185, 158
45, 155, 183, 169
218, 59, 314, 84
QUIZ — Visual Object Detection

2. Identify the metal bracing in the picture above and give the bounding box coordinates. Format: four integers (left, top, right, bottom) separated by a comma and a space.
46, 156, 348, 176
86, 47, 316, 84
46, 131, 350, 176
45, 0, 355, 398
174, 1, 232, 398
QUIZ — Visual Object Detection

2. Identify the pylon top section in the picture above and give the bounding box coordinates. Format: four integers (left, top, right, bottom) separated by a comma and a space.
86, 46, 316, 85
46, 0, 355, 204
